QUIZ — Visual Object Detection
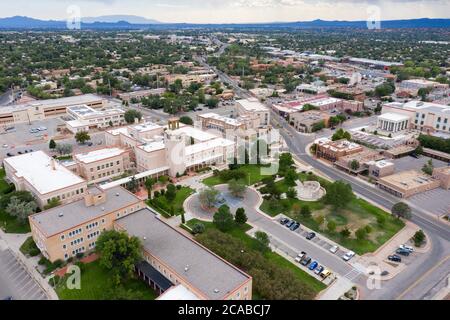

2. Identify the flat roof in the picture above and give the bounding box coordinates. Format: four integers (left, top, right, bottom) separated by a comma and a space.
379, 170, 438, 190
171, 126, 218, 142
379, 112, 410, 122
138, 140, 166, 153
157, 285, 200, 300
198, 113, 243, 126
4, 151, 86, 195
237, 98, 268, 113
30, 186, 141, 237
185, 137, 234, 156
116, 209, 250, 300
74, 148, 126, 164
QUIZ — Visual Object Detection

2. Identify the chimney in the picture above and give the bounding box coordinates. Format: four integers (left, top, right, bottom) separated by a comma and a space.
51, 158, 57, 171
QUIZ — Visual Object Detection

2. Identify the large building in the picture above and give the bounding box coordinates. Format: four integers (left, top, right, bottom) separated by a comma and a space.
398, 79, 449, 95
72, 148, 133, 183
3, 151, 87, 208
377, 112, 411, 134
315, 138, 364, 162
289, 110, 330, 133
29, 186, 145, 262
236, 98, 270, 127
65, 104, 126, 133
381, 100, 450, 135
433, 166, 450, 190
115, 208, 252, 300
0, 94, 106, 125
377, 170, 441, 198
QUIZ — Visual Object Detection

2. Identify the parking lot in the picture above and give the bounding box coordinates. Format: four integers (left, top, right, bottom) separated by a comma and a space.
409, 188, 450, 218
0, 248, 48, 300
392, 155, 447, 173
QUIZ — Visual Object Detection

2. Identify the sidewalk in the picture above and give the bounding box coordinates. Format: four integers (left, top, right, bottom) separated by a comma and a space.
0, 229, 58, 300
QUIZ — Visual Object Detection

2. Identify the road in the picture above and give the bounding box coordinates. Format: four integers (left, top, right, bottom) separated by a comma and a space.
199, 41, 450, 300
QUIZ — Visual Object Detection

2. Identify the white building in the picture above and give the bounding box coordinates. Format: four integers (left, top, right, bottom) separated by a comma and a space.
65, 104, 126, 133
236, 98, 270, 127
377, 113, 411, 133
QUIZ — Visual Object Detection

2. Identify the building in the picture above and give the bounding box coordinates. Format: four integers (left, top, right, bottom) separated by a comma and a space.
115, 208, 252, 300
335, 149, 385, 174
433, 167, 450, 190
0, 94, 106, 125
236, 98, 270, 127
65, 104, 126, 133
119, 88, 166, 103
398, 79, 449, 95
289, 111, 330, 133
72, 148, 133, 183
332, 87, 367, 102
367, 160, 395, 179
377, 170, 441, 198
29, 186, 145, 262
382, 100, 450, 135
197, 113, 247, 133
377, 113, 411, 134
3, 151, 87, 208
315, 138, 364, 162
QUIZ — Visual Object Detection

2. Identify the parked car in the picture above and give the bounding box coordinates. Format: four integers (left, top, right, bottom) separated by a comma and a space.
388, 255, 402, 263
286, 220, 295, 228
315, 265, 325, 275
342, 251, 356, 261
290, 223, 300, 232
396, 248, 410, 256
295, 252, 306, 263
6, 153, 14, 157
399, 244, 414, 253
306, 232, 316, 240
280, 218, 289, 225
2, 144, 8, 148
329, 245, 339, 254
309, 261, 319, 271
410, 153, 419, 159
87, 142, 93, 147
301, 256, 311, 266
18, 151, 23, 155
320, 269, 332, 279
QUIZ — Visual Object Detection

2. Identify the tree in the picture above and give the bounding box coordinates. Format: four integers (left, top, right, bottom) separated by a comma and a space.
55, 143, 73, 155
350, 160, 360, 171
199, 187, 220, 210
286, 187, 298, 199
327, 220, 337, 233
235, 208, 248, 225
126, 176, 139, 193
192, 223, 206, 235
301, 205, 311, 218
144, 178, 156, 199
355, 227, 367, 240
413, 230, 426, 247
6, 197, 37, 223
213, 205, 234, 232
325, 181, 354, 210
75, 131, 91, 144
392, 202, 412, 219
315, 215, 325, 229
179, 116, 193, 125
44, 198, 61, 210
422, 159, 434, 175
49, 139, 56, 150
96, 230, 142, 284
228, 179, 247, 198
291, 203, 301, 216
165, 184, 177, 202
340, 228, 351, 238
124, 109, 143, 124
206, 97, 219, 108
284, 169, 298, 186
254, 231, 270, 253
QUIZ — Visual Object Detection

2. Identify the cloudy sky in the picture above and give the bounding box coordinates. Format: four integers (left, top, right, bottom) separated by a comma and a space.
1, 0, 449, 23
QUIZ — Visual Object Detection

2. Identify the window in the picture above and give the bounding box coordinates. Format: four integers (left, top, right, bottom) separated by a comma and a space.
117, 161, 120, 165
60, 235, 65, 241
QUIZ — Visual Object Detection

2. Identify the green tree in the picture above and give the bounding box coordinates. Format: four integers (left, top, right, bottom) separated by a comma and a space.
144, 178, 156, 200
75, 131, 91, 144
327, 220, 337, 233
44, 198, 61, 210
228, 179, 247, 198
325, 181, 354, 210
284, 169, 298, 186
392, 202, 412, 219
49, 139, 56, 150
124, 109, 143, 124
55, 143, 73, 155
301, 205, 311, 218
192, 223, 206, 235
254, 231, 270, 253
340, 228, 351, 238
179, 116, 193, 125
6, 197, 38, 223
235, 208, 248, 225
165, 184, 177, 202
413, 230, 426, 247
126, 176, 139, 193
355, 227, 367, 240
350, 160, 360, 171
96, 230, 142, 284
199, 187, 220, 209
422, 159, 434, 175
213, 205, 234, 232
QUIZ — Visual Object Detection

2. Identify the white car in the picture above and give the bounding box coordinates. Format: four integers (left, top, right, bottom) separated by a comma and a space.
342, 251, 356, 261
329, 245, 339, 254
399, 244, 414, 253
2, 144, 8, 148
295, 252, 306, 263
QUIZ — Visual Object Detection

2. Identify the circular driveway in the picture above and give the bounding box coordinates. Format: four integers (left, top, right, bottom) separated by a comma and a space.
184, 184, 261, 221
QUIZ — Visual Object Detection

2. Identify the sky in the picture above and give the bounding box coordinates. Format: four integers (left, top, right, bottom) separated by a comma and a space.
1, 0, 449, 23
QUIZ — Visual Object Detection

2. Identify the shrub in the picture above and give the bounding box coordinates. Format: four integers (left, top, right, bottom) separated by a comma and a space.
413, 230, 426, 247
192, 223, 206, 235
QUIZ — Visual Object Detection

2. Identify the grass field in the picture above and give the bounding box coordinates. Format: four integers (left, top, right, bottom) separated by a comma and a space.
259, 178, 404, 255
203, 165, 269, 187
148, 187, 194, 216
186, 219, 326, 294
56, 261, 157, 300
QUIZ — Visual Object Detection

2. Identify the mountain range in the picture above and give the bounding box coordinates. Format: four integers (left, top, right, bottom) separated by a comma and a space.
0, 16, 449, 30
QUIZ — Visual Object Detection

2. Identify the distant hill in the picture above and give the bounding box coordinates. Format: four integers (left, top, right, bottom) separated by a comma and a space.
0, 16, 449, 30
81, 15, 161, 24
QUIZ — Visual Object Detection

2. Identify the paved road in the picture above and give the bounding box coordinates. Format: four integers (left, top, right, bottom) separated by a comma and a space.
0, 246, 48, 300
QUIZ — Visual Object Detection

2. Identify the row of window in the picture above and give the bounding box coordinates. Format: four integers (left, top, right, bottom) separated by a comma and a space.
92, 161, 121, 172
46, 188, 84, 204
86, 221, 99, 230
67, 228, 82, 238
70, 238, 83, 246
92, 169, 120, 180
87, 230, 100, 240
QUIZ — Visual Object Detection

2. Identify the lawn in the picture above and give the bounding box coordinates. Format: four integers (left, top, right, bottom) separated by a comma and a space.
148, 187, 194, 217
186, 219, 326, 294
0, 168, 30, 233
259, 177, 405, 255
56, 261, 157, 300
203, 165, 270, 187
